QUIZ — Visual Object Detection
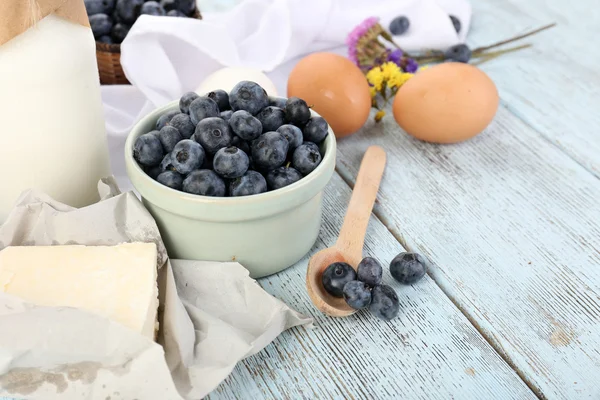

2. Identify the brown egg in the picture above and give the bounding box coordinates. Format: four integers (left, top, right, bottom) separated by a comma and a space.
393, 62, 499, 143
288, 53, 371, 138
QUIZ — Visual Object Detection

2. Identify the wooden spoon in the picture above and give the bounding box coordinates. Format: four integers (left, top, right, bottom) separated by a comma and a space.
306, 145, 387, 317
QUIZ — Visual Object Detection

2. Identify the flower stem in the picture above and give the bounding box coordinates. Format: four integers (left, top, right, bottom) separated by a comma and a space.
472, 23, 556, 55
472, 44, 533, 65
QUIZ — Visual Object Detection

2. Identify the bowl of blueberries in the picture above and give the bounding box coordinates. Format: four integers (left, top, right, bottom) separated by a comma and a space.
125, 81, 336, 278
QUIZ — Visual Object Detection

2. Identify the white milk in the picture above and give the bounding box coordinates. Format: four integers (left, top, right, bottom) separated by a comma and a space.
0, 14, 111, 223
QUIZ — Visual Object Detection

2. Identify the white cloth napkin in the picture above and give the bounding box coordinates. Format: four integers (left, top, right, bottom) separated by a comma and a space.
102, 0, 471, 190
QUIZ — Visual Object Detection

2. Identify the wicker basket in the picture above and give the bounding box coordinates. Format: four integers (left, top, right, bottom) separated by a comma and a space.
96, 9, 202, 85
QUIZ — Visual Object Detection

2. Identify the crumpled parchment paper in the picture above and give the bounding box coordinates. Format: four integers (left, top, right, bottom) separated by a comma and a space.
0, 178, 312, 399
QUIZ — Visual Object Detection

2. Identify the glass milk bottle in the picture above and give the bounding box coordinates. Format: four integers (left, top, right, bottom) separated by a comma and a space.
0, 5, 111, 223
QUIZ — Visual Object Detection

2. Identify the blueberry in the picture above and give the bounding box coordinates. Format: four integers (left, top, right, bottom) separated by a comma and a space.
173, 0, 195, 14
167, 113, 195, 139
321, 262, 357, 298
229, 110, 262, 141
229, 81, 269, 115
231, 135, 250, 155
158, 126, 182, 153
229, 171, 268, 197
389, 16, 410, 35
183, 170, 226, 197
156, 170, 183, 190
156, 110, 179, 130
160, 0, 177, 11
90, 14, 113, 38
111, 23, 131, 44
145, 165, 162, 180
84, 0, 115, 15
134, 133, 163, 166
444, 44, 472, 63
159, 152, 176, 172
171, 139, 205, 175
251, 131, 289, 170
390, 252, 428, 285
207, 90, 230, 111
265, 166, 302, 190
450, 15, 461, 33
292, 142, 322, 175
189, 97, 220, 125
180, 92, 199, 114
285, 97, 311, 127
166, 9, 186, 17
194, 117, 233, 154
303, 117, 329, 143
370, 285, 400, 321
115, 0, 144, 23
357, 257, 383, 287
256, 106, 286, 132
276, 124, 303, 151
343, 281, 372, 309
220, 110, 233, 122
213, 147, 250, 179
140, 1, 166, 16
99, 35, 113, 44
268, 96, 287, 109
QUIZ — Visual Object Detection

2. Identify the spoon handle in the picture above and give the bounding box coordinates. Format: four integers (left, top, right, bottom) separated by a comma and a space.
335, 145, 387, 266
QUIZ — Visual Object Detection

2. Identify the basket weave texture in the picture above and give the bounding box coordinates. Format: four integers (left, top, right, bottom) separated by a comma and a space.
95, 9, 202, 85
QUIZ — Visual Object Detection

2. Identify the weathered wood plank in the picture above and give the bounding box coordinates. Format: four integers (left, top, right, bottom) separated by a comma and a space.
208, 173, 535, 399
334, 105, 600, 399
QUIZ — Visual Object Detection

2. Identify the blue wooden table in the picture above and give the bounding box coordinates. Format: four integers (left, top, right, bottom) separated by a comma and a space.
207, 1, 600, 399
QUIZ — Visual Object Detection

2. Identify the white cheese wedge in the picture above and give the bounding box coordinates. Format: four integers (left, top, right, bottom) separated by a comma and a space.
0, 243, 159, 339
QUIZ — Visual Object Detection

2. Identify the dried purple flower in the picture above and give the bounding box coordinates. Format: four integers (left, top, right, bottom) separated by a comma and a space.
402, 58, 419, 73
387, 49, 403, 64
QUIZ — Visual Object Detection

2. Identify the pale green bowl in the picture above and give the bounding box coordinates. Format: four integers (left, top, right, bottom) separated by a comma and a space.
125, 100, 336, 278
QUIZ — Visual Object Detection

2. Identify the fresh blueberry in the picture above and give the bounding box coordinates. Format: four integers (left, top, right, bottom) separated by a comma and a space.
303, 117, 329, 143
194, 117, 233, 154
156, 110, 179, 130
166, 9, 186, 17
450, 15, 461, 33
231, 135, 251, 155
343, 281, 372, 309
145, 164, 162, 180
98, 35, 113, 44
156, 171, 183, 190
159, 152, 176, 173
167, 113, 195, 139
265, 166, 302, 190
292, 142, 322, 175
370, 285, 400, 321
133, 133, 164, 166
357, 257, 383, 287
189, 96, 220, 125
268, 96, 287, 109
213, 147, 250, 179
229, 110, 263, 141
276, 124, 303, 150
111, 23, 131, 43
251, 131, 289, 170
180, 92, 199, 114
229, 171, 268, 197
84, 0, 115, 15
256, 106, 286, 132
207, 90, 230, 111
390, 252, 428, 285
444, 44, 472, 63
90, 14, 113, 38
321, 262, 357, 298
389, 16, 410, 35
158, 126, 182, 153
171, 139, 205, 175
173, 0, 195, 14
148, 130, 160, 138
160, 0, 177, 11
183, 170, 226, 197
140, 1, 166, 16
285, 97, 311, 127
229, 81, 269, 115
220, 110, 233, 122
115, 0, 144, 23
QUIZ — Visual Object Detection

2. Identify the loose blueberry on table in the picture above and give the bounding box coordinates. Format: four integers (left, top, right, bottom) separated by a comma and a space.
133, 81, 329, 197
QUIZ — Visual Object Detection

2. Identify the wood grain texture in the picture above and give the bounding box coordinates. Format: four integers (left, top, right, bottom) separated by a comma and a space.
208, 173, 535, 400
468, 0, 600, 177
334, 105, 600, 399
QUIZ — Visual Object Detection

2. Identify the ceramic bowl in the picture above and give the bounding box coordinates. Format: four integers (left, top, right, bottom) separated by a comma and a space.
125, 100, 336, 278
